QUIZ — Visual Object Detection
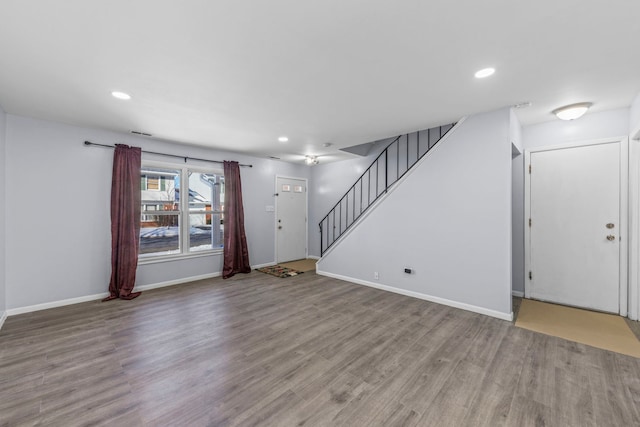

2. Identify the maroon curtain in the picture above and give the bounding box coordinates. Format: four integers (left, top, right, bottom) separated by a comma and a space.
223, 161, 251, 278
103, 144, 142, 301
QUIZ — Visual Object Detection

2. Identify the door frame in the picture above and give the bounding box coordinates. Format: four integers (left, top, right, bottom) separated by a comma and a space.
629, 125, 640, 320
524, 136, 629, 316
274, 175, 309, 263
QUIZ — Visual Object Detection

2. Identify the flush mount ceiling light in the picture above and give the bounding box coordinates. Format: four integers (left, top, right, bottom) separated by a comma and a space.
111, 91, 131, 100
474, 67, 495, 78
552, 102, 592, 120
278, 136, 289, 143
305, 155, 319, 165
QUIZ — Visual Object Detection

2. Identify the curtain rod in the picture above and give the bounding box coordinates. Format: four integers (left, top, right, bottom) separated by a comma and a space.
84, 141, 253, 167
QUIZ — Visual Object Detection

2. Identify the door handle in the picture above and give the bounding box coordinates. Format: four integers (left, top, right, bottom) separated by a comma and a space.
278, 226, 282, 229
606, 235, 616, 241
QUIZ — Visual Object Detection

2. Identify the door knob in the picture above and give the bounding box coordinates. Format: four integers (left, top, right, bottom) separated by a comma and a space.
606, 223, 615, 229
278, 226, 282, 229
606, 235, 616, 241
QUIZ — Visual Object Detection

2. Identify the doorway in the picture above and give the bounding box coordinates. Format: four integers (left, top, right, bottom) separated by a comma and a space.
525, 138, 628, 314
275, 176, 307, 263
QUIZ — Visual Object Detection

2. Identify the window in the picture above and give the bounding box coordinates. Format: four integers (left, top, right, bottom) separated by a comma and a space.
139, 164, 224, 259
141, 175, 166, 191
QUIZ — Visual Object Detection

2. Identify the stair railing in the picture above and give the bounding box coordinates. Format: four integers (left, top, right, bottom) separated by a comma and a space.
319, 123, 455, 255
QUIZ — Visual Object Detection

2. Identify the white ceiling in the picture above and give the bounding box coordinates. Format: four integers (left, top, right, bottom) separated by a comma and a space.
0, 0, 639, 163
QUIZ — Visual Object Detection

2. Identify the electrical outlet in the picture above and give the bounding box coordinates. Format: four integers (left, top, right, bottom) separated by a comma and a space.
374, 272, 379, 280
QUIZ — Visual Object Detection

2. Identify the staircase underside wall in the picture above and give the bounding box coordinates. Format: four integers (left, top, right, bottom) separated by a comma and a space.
317, 108, 513, 319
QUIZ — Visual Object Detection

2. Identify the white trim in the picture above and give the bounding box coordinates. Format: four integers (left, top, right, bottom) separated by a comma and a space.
6, 270, 250, 316
629, 131, 640, 320
525, 136, 628, 153
5, 265, 282, 317
7, 292, 109, 316
139, 160, 224, 263
135, 272, 221, 292
138, 249, 222, 265
0, 311, 7, 331
320, 117, 467, 260
512, 290, 525, 298
139, 268, 258, 293
524, 136, 629, 316
252, 262, 277, 269
275, 175, 309, 262
524, 149, 531, 299
307, 255, 320, 260
620, 137, 629, 317
316, 269, 513, 322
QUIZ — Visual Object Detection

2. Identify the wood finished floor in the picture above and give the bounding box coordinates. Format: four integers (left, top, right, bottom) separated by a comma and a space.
1, 271, 639, 426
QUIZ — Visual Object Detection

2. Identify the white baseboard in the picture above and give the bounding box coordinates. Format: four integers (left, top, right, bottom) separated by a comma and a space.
307, 255, 321, 260
317, 269, 513, 322
0, 311, 7, 331
512, 290, 525, 298
7, 271, 235, 317
7, 292, 109, 316
136, 272, 221, 292
138, 264, 277, 291
252, 262, 277, 269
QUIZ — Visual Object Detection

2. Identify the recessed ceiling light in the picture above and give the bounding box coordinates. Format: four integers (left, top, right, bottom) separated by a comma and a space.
278, 136, 289, 142
474, 68, 495, 79
111, 91, 131, 100
552, 102, 592, 120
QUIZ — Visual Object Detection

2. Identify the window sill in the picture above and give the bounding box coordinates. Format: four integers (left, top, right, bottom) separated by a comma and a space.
138, 249, 223, 266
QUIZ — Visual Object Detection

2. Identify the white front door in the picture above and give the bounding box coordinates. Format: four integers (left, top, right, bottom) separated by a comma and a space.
529, 142, 621, 313
276, 177, 307, 263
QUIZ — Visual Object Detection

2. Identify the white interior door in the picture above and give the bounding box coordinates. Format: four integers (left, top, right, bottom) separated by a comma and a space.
529, 142, 620, 313
276, 177, 307, 263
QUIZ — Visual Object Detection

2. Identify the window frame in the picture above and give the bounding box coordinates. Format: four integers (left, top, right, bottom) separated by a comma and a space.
138, 160, 224, 264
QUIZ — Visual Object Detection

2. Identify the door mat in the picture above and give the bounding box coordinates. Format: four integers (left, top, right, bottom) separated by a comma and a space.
278, 258, 317, 272
256, 265, 304, 278
516, 299, 640, 358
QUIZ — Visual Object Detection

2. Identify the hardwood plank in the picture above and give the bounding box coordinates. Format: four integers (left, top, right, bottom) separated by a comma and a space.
587, 351, 640, 426
1, 271, 639, 426
505, 395, 560, 427
414, 360, 486, 426
553, 366, 595, 426
515, 331, 558, 407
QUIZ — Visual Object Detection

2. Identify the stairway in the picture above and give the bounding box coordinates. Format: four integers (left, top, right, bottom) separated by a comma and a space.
319, 122, 456, 255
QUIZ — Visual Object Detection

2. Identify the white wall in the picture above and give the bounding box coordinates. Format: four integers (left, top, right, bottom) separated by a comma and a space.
523, 108, 629, 150
317, 108, 513, 319
0, 105, 6, 323
510, 109, 525, 295
510, 109, 523, 154
631, 91, 640, 135
5, 115, 309, 311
